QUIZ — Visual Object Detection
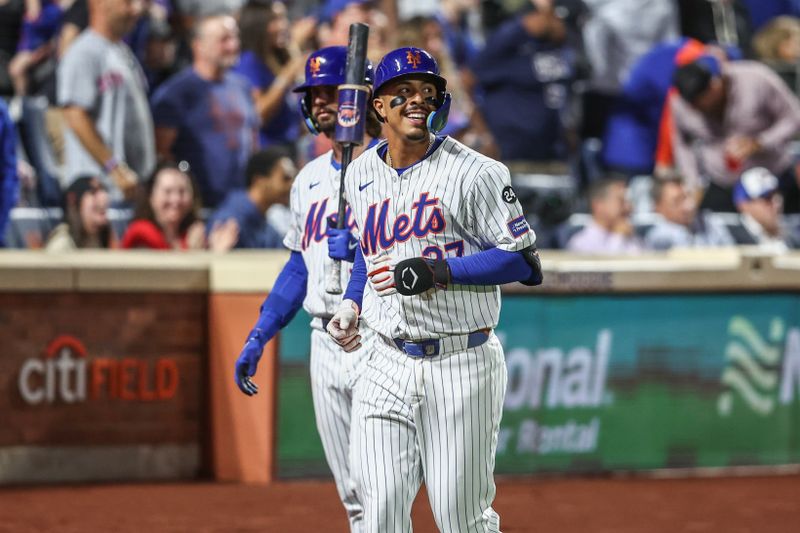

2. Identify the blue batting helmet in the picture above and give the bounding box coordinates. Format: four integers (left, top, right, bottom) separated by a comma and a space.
293, 46, 374, 135
372, 47, 451, 134
293, 46, 374, 93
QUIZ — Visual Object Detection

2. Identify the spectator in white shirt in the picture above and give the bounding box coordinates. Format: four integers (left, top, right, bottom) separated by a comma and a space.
567, 177, 643, 254
644, 176, 734, 250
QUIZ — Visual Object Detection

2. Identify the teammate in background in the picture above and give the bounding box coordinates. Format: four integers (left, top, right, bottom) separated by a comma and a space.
326, 47, 543, 533
233, 46, 382, 533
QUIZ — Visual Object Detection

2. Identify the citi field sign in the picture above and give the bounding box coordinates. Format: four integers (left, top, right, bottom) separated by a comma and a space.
17, 335, 179, 405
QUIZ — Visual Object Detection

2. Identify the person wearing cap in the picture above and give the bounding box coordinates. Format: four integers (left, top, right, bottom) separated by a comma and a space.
732, 166, 800, 251
45, 176, 115, 251
670, 54, 800, 213
602, 37, 709, 177
326, 46, 542, 532
232, 46, 382, 532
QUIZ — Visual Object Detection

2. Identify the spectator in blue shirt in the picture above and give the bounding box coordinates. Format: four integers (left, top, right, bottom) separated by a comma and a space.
742, 0, 800, 31
0, 99, 18, 247
8, 0, 64, 97
207, 146, 295, 249
469, 0, 585, 163
152, 13, 259, 208
602, 38, 701, 176
436, 0, 482, 68
232, 0, 315, 148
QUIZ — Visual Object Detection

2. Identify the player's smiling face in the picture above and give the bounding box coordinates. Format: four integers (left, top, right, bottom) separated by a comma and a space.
310, 85, 338, 135
374, 78, 438, 142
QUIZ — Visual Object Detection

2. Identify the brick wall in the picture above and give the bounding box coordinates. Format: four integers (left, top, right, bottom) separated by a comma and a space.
0, 292, 206, 448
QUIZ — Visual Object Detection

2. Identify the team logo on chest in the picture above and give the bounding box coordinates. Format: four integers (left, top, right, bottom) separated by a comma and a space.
361, 192, 446, 256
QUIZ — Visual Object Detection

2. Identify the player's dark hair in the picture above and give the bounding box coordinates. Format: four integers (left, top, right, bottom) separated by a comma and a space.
245, 146, 293, 189
365, 106, 383, 139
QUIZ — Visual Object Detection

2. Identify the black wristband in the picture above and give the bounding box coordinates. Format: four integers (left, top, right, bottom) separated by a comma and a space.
394, 257, 451, 295
431, 259, 450, 289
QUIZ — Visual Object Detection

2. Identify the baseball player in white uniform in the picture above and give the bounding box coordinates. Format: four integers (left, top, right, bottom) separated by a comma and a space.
234, 46, 381, 533
326, 47, 543, 533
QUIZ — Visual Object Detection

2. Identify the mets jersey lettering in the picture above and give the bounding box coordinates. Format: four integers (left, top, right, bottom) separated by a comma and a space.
359, 193, 446, 256
284, 150, 362, 318
301, 199, 356, 250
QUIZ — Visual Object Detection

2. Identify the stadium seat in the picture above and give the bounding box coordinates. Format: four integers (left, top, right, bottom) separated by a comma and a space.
3, 207, 60, 248
511, 173, 577, 224
3, 207, 134, 248
554, 213, 591, 249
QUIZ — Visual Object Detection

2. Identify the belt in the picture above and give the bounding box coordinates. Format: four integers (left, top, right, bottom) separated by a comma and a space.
380, 329, 491, 358
311, 316, 333, 332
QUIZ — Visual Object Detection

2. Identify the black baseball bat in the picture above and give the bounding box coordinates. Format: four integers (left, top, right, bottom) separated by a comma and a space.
326, 22, 370, 294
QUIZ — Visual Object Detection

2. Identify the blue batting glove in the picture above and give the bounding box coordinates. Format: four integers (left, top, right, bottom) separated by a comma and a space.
235, 328, 267, 396
326, 227, 358, 262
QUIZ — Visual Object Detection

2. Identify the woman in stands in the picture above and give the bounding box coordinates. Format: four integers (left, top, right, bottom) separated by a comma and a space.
46, 175, 115, 251
233, 0, 314, 149
121, 162, 237, 250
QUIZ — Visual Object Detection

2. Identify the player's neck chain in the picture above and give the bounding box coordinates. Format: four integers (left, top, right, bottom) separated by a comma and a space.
385, 134, 434, 169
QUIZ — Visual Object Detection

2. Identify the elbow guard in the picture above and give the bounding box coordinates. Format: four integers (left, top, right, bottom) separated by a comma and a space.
520, 246, 543, 286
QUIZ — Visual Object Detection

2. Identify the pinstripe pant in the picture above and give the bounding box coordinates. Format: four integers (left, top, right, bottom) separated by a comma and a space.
310, 328, 370, 533
350, 332, 506, 533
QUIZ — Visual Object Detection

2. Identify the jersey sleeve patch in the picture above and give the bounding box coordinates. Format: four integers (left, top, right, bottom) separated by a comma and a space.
507, 215, 530, 238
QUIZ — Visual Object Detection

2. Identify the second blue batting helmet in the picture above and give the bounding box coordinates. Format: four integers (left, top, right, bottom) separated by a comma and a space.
293, 46, 374, 135
373, 47, 451, 134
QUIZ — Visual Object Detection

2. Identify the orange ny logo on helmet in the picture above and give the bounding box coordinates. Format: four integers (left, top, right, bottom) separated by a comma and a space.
406, 50, 421, 68
309, 57, 322, 76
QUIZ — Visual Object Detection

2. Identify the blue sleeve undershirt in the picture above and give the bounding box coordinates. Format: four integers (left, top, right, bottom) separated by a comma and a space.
343, 246, 367, 310
339, 247, 534, 309
447, 247, 536, 286
252, 251, 308, 338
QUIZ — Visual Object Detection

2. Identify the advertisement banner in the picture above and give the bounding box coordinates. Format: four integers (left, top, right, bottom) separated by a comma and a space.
0, 292, 205, 482
276, 294, 800, 476
496, 294, 800, 473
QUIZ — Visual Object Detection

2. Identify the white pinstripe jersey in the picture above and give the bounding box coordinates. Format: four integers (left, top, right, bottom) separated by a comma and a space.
343, 136, 536, 340
283, 150, 357, 319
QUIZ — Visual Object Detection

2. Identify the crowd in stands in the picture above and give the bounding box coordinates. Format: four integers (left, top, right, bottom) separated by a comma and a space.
2, 0, 800, 254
